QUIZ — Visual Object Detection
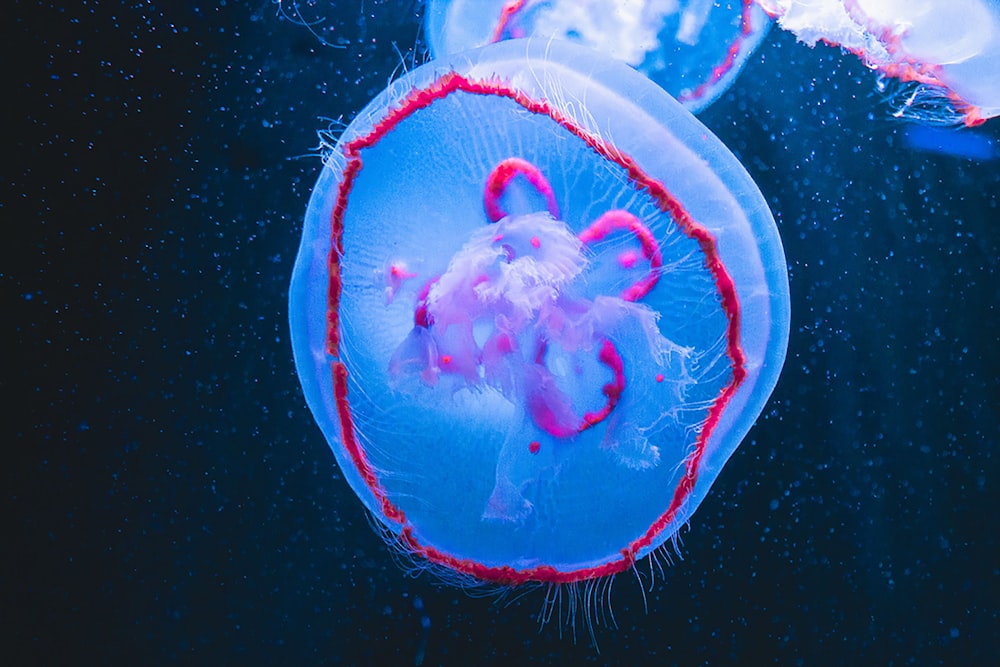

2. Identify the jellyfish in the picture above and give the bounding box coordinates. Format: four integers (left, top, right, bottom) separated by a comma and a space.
424, 0, 771, 113
288, 39, 790, 586
758, 0, 1000, 126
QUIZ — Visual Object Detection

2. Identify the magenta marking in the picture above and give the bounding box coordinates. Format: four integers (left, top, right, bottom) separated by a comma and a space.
526, 336, 625, 437
384, 262, 417, 304
489, 0, 529, 43
483, 156, 560, 222
618, 249, 640, 269
413, 278, 438, 328
678, 0, 762, 105
579, 209, 663, 302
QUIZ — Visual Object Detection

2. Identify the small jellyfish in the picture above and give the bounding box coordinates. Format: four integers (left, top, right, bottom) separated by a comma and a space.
759, 0, 1000, 126
424, 0, 771, 113
289, 39, 790, 586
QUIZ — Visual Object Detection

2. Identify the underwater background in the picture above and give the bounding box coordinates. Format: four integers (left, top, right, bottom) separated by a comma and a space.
6, 1, 999, 664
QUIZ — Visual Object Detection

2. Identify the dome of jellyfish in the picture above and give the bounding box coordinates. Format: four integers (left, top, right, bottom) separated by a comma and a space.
759, 0, 1000, 125
424, 0, 772, 113
289, 39, 790, 584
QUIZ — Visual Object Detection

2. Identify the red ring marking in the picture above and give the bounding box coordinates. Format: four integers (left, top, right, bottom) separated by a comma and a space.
483, 157, 560, 223
528, 337, 626, 437
578, 209, 663, 302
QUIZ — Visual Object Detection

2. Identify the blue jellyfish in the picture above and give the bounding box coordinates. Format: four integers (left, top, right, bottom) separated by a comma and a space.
289, 39, 790, 585
760, 0, 1000, 126
424, 0, 771, 113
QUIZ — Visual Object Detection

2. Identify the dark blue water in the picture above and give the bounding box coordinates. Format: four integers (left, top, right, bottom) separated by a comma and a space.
7, 2, 998, 664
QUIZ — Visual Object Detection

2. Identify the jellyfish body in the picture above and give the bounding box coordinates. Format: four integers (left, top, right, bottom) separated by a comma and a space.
759, 0, 1000, 126
289, 39, 790, 584
424, 0, 771, 113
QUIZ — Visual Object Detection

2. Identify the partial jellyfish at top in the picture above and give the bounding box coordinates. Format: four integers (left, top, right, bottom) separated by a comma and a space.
424, 0, 771, 114
289, 38, 790, 587
759, 0, 1000, 126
